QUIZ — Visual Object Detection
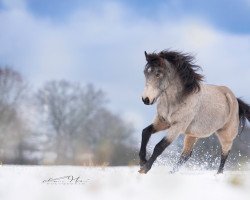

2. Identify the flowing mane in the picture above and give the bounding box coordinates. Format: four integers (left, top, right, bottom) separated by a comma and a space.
146, 50, 204, 97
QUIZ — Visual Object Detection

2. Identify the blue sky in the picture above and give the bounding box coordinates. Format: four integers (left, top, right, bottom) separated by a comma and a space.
5, 0, 250, 34
0, 0, 250, 137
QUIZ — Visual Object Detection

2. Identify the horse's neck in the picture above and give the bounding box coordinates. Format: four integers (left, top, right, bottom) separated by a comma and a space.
157, 83, 182, 115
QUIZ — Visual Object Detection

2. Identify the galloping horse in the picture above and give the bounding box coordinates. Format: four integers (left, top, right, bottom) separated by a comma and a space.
139, 50, 250, 174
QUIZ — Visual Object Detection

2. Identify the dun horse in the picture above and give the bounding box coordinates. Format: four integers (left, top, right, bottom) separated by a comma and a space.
139, 50, 250, 174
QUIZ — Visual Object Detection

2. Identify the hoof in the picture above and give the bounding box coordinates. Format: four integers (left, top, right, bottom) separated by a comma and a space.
217, 170, 223, 174
169, 166, 178, 174
169, 169, 178, 174
138, 163, 151, 174
138, 168, 148, 174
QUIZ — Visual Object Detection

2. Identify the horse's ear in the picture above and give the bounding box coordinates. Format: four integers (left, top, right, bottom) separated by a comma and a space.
144, 51, 149, 61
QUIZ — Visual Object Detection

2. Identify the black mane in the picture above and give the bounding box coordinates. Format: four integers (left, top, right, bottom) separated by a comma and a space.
146, 50, 204, 97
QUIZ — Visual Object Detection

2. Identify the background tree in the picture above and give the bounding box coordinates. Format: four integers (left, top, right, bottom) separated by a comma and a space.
36, 80, 136, 165
0, 67, 29, 164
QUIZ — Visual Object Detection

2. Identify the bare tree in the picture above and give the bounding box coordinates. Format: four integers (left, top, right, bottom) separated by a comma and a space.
0, 67, 28, 163
35, 80, 136, 165
36, 80, 106, 164
0, 68, 26, 127
88, 108, 135, 165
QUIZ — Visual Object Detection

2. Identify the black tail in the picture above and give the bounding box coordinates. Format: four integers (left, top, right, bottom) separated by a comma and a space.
237, 98, 250, 131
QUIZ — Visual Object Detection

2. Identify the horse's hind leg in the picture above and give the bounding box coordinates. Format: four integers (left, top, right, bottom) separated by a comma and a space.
216, 126, 237, 174
171, 135, 197, 173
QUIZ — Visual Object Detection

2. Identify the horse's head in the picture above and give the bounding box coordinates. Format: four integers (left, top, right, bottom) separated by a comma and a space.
142, 50, 204, 105
142, 51, 172, 105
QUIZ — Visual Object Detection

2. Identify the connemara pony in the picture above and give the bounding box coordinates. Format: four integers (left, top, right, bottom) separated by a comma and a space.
139, 50, 250, 174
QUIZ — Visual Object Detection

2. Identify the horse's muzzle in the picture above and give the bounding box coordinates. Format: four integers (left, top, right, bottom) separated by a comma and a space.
142, 97, 155, 105
142, 97, 150, 105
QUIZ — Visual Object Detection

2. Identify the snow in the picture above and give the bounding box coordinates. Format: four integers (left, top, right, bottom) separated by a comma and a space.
0, 165, 250, 200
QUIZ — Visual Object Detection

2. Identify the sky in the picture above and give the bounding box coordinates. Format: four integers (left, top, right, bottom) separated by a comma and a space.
0, 0, 250, 135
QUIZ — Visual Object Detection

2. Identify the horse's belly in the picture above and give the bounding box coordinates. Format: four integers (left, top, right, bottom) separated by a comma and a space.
186, 126, 216, 138
186, 111, 227, 138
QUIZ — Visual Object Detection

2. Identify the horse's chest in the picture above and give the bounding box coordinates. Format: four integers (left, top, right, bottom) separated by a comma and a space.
157, 105, 172, 124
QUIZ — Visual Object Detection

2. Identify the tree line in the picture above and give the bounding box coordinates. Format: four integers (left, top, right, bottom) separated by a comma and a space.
0, 67, 136, 165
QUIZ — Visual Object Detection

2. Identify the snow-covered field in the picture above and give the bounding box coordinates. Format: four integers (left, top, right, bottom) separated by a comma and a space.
0, 165, 250, 200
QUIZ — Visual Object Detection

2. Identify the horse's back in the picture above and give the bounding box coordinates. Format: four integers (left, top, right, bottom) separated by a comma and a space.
204, 84, 238, 113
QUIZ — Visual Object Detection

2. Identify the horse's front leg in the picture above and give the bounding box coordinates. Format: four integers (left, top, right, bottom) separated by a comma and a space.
139, 116, 170, 167
139, 136, 172, 174
139, 119, 190, 174
139, 124, 155, 167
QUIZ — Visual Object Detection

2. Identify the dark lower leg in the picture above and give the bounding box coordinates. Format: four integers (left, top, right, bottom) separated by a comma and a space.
139, 124, 155, 166
217, 151, 230, 174
171, 136, 197, 173
139, 137, 170, 173
171, 151, 193, 173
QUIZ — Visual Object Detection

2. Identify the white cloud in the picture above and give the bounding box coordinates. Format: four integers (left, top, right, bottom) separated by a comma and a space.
0, 1, 250, 128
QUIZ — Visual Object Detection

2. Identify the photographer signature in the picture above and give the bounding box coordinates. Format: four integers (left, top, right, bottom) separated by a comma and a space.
42, 175, 89, 185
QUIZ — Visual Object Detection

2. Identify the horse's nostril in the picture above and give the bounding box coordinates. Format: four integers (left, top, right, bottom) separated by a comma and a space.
142, 97, 150, 105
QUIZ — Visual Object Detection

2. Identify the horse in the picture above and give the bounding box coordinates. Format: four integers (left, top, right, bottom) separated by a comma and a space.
138, 50, 250, 174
